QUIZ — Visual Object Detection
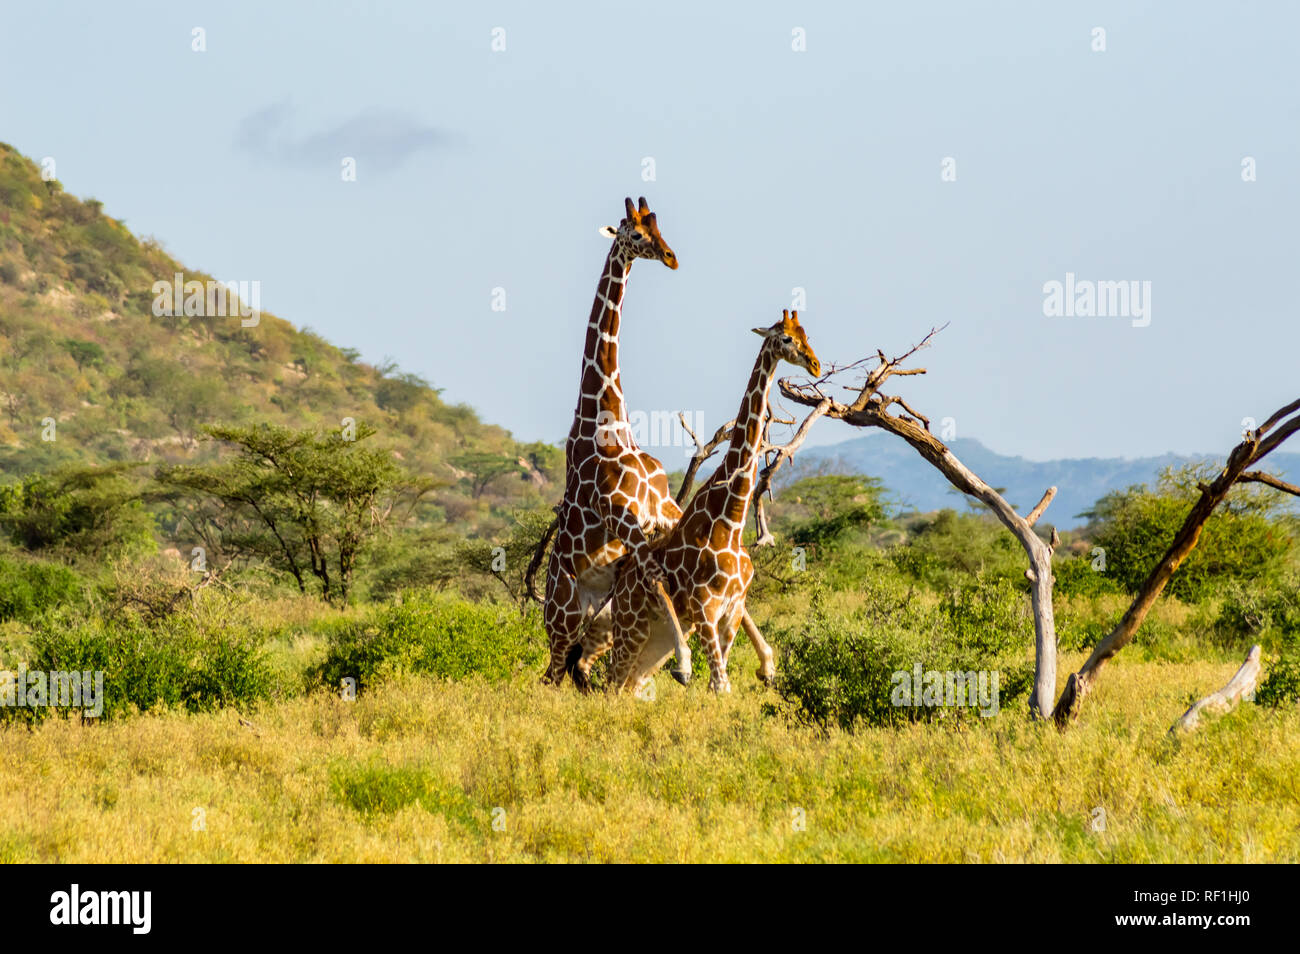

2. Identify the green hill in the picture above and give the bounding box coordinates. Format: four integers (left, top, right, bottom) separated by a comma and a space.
0, 142, 559, 541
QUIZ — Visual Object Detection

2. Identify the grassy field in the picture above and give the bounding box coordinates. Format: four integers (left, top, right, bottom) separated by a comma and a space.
3, 643, 1297, 863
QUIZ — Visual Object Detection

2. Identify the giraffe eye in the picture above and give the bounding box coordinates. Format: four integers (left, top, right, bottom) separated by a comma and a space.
782, 335, 793, 344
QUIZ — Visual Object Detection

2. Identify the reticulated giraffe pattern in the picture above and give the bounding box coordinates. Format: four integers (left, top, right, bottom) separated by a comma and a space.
543, 197, 685, 688
606, 311, 821, 695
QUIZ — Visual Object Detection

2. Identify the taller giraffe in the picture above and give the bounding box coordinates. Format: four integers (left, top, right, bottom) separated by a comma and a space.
544, 197, 690, 687
606, 311, 821, 695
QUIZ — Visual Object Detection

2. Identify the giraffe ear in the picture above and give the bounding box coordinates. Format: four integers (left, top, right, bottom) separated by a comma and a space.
599, 226, 618, 238
751, 327, 768, 337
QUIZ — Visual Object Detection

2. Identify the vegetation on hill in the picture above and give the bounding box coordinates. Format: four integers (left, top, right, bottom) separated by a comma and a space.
0, 141, 559, 550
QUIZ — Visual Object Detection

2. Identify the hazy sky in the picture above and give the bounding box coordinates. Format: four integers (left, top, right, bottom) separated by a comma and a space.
3, 1, 1297, 462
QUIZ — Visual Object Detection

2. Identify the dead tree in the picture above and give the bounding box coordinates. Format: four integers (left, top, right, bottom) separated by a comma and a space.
780, 327, 1063, 720
523, 511, 558, 604
675, 412, 735, 503
1051, 398, 1300, 725
751, 399, 833, 546
1169, 645, 1262, 736
781, 326, 1300, 727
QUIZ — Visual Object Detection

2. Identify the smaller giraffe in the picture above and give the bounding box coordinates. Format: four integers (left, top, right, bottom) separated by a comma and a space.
606, 311, 821, 695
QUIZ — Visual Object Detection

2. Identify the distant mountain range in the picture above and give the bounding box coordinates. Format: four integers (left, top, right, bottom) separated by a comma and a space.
799, 433, 1300, 528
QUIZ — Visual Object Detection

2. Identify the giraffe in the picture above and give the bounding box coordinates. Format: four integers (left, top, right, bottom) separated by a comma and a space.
543, 196, 692, 689
606, 311, 821, 695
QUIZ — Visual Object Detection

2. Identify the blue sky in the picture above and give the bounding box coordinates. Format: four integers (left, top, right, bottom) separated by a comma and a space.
2, 1, 1296, 461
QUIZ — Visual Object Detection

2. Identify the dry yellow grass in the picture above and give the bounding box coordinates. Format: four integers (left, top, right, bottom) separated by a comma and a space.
2, 650, 1297, 863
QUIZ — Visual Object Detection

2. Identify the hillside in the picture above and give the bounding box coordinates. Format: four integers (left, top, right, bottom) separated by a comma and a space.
0, 143, 558, 535
801, 432, 1300, 527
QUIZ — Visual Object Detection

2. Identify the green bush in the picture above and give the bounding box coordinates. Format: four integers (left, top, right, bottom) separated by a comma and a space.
889, 510, 1027, 591
329, 761, 478, 827
311, 592, 546, 692
0, 464, 155, 561
937, 578, 1033, 657
773, 578, 1034, 730
1055, 610, 1190, 660
1085, 469, 1291, 603
1213, 578, 1300, 653
1256, 654, 1300, 709
1053, 552, 1124, 598
780, 475, 887, 550
0, 556, 85, 623
12, 617, 274, 721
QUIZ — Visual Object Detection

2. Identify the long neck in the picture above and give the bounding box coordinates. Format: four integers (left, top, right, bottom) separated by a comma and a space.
716, 341, 781, 525
573, 244, 632, 436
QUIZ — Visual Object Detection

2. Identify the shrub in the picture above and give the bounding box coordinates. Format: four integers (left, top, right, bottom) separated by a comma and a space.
1053, 552, 1124, 598
1256, 653, 1300, 709
12, 617, 274, 721
0, 464, 155, 561
1213, 578, 1300, 653
773, 579, 1034, 730
889, 509, 1026, 591
1084, 468, 1291, 603
780, 475, 887, 550
0, 556, 84, 623
311, 592, 546, 692
937, 577, 1032, 657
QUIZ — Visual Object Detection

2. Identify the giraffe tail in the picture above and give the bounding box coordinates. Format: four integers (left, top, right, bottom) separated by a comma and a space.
563, 643, 585, 690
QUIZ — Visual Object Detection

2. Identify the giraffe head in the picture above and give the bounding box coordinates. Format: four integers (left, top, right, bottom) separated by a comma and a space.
599, 197, 678, 269
752, 310, 821, 376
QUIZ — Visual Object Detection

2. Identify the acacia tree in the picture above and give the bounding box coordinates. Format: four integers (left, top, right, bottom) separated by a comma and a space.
0, 462, 154, 561
450, 451, 523, 499
155, 422, 409, 604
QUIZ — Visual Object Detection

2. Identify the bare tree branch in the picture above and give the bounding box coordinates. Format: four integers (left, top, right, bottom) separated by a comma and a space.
752, 397, 832, 546
523, 508, 559, 605
676, 413, 734, 503
1238, 470, 1300, 497
1025, 487, 1058, 527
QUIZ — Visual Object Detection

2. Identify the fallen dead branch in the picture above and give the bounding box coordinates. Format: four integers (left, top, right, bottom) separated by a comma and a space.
1169, 645, 1262, 736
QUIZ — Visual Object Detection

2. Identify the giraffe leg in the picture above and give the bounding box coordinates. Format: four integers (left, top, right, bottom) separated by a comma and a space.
650, 577, 692, 686
740, 608, 775, 685
606, 638, 635, 694
697, 619, 731, 694
605, 601, 640, 694
650, 496, 693, 684
719, 610, 741, 667
573, 604, 614, 692
543, 563, 585, 687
